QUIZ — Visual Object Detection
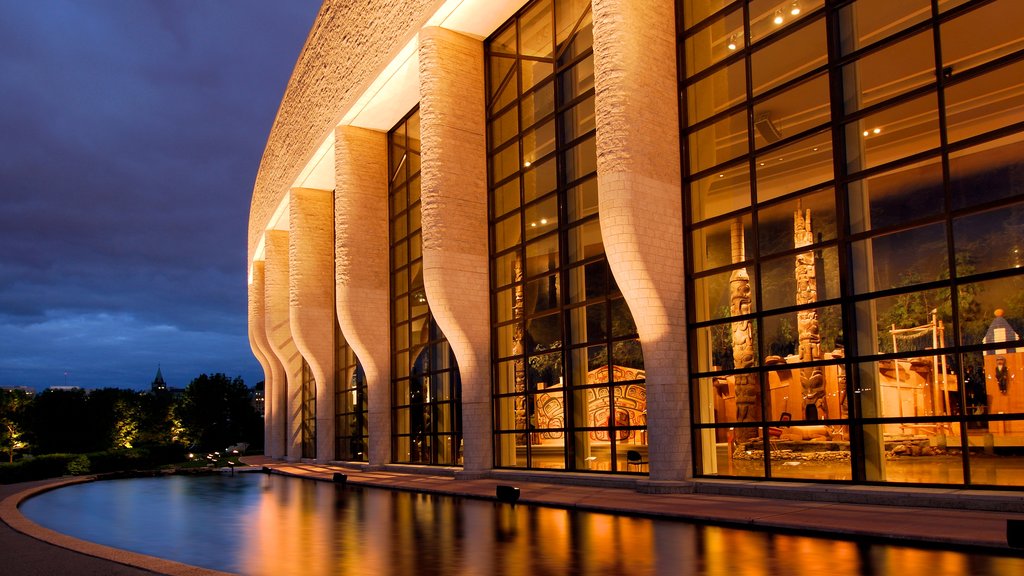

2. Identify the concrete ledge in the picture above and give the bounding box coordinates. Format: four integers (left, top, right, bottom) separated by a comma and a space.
694, 478, 1024, 513
636, 480, 694, 494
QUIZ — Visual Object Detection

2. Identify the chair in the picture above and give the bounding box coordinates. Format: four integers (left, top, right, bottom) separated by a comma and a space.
626, 450, 648, 471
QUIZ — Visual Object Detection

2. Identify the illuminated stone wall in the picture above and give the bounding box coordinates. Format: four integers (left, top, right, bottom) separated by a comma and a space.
592, 0, 689, 482
418, 26, 491, 475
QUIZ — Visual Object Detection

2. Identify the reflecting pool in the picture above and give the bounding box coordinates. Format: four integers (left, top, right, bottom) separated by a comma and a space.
20, 473, 1024, 576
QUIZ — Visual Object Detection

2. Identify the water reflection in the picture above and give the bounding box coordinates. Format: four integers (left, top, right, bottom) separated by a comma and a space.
20, 474, 1024, 576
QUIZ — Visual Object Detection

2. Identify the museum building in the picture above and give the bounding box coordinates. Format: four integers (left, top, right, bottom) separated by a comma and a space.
248, 0, 1024, 490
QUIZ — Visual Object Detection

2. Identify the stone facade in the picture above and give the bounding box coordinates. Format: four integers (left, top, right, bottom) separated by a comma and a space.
334, 126, 392, 467
289, 188, 336, 462
418, 26, 492, 475
263, 230, 301, 460
592, 0, 689, 482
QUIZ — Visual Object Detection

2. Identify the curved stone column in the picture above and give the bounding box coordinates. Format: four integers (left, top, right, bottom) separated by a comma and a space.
289, 188, 336, 463
264, 230, 303, 461
334, 125, 392, 467
592, 0, 690, 484
248, 261, 279, 455
418, 26, 491, 475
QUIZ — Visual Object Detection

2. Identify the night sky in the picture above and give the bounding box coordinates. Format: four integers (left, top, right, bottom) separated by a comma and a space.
0, 1, 322, 391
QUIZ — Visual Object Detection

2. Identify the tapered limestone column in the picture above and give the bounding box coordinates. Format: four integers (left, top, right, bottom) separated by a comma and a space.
419, 26, 491, 476
264, 230, 303, 461
593, 0, 690, 485
335, 125, 391, 468
289, 188, 336, 463
248, 261, 279, 455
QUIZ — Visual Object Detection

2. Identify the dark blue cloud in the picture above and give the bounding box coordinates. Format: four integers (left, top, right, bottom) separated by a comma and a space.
0, 0, 321, 390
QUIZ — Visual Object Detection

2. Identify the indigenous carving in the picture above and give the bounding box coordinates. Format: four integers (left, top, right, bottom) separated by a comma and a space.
795, 208, 826, 420
512, 254, 528, 445
730, 221, 760, 439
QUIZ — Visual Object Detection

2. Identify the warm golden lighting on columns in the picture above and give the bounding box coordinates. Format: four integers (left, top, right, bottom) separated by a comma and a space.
334, 125, 392, 467
419, 26, 492, 475
248, 261, 277, 454
264, 230, 303, 461
592, 0, 690, 484
289, 187, 337, 462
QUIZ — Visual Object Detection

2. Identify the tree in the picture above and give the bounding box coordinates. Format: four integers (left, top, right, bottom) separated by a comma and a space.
0, 389, 32, 462
26, 388, 91, 454
174, 374, 261, 451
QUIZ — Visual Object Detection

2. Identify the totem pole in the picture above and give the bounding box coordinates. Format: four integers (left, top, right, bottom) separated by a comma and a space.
795, 207, 826, 419
730, 221, 760, 440
513, 254, 528, 445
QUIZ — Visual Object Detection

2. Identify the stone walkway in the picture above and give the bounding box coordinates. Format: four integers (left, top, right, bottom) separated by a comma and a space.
2, 460, 1024, 576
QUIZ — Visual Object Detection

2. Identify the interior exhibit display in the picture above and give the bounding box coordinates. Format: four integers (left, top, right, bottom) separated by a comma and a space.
684, 0, 1024, 484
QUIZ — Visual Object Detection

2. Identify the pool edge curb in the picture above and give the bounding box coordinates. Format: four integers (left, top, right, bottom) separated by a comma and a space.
0, 477, 235, 576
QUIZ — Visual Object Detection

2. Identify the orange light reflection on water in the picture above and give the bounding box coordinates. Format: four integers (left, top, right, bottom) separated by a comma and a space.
232, 475, 1022, 576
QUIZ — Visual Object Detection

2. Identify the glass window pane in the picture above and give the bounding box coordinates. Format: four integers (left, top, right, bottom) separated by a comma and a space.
523, 155, 557, 203
566, 177, 597, 223
682, 0, 736, 30
748, 0, 823, 48
489, 55, 515, 98
760, 247, 840, 309
957, 275, 1024, 346
564, 134, 597, 182
689, 163, 751, 222
520, 0, 554, 58
753, 74, 830, 149
522, 80, 555, 128
559, 55, 594, 103
694, 266, 759, 323
755, 131, 833, 201
527, 312, 562, 351
953, 202, 1024, 277
686, 59, 746, 126
525, 234, 559, 278
561, 97, 596, 143
492, 250, 522, 289
853, 288, 952, 355
842, 30, 934, 113
837, 0, 930, 54
683, 7, 744, 79
941, 1, 1024, 75
950, 134, 1024, 210
525, 274, 560, 315
850, 223, 948, 294
525, 195, 558, 241
750, 16, 827, 95
491, 105, 519, 148
522, 59, 554, 93
846, 157, 944, 234
494, 212, 522, 252
845, 93, 940, 173
492, 141, 520, 184
688, 110, 748, 174
692, 214, 752, 273
757, 188, 837, 256
492, 177, 520, 218
523, 119, 556, 165
944, 59, 1024, 144
567, 218, 603, 263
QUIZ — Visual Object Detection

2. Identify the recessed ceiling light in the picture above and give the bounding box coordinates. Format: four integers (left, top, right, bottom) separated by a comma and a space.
790, 2, 801, 16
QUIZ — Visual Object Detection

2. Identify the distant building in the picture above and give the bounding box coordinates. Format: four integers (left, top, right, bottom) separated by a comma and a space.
251, 382, 265, 418
0, 386, 34, 397
151, 365, 168, 394
149, 366, 184, 398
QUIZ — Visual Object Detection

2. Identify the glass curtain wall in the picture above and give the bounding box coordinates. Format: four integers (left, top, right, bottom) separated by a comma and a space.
389, 108, 463, 466
300, 359, 317, 459
681, 0, 1024, 487
335, 323, 368, 461
487, 0, 647, 473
